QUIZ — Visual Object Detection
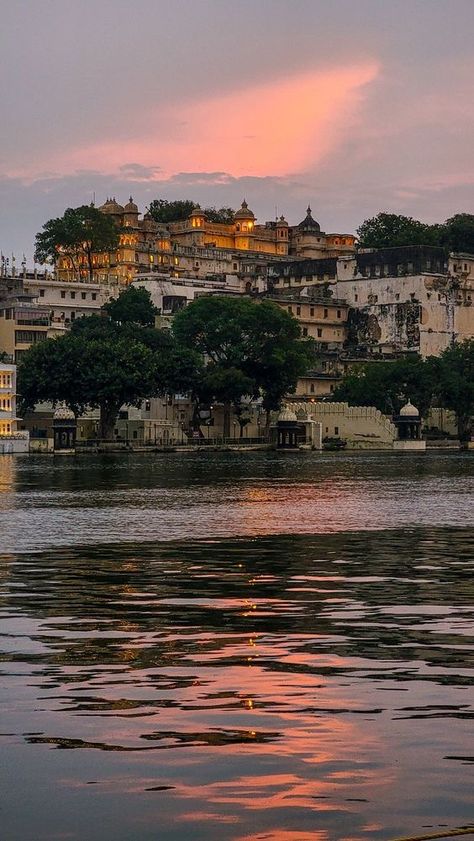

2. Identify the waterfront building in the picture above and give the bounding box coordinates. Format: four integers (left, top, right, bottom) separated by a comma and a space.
0, 362, 29, 453
0, 277, 51, 362
392, 401, 426, 451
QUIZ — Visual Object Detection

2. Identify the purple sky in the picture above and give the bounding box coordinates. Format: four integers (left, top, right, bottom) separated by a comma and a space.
2, 0, 474, 261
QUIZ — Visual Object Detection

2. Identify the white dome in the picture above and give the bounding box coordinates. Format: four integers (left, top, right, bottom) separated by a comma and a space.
53, 403, 75, 421
399, 400, 419, 417
278, 407, 298, 423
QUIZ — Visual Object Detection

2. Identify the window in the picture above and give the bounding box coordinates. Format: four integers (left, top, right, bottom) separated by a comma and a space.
324, 308, 328, 318
317, 328, 322, 338
39, 289, 45, 297
334, 426, 339, 435
302, 327, 308, 336
233, 263, 238, 270
81, 292, 86, 300
354, 294, 358, 302
310, 383, 315, 393
296, 306, 301, 315
310, 307, 314, 316
287, 305, 292, 313
60, 291, 66, 299
92, 293, 97, 301
337, 309, 341, 318
70, 312, 75, 320
70, 291, 76, 300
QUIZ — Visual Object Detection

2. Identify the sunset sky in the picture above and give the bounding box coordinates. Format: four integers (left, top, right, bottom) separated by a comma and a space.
2, 0, 474, 259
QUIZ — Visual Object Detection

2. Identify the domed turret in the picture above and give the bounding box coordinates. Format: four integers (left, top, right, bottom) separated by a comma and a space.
189, 205, 205, 227
399, 400, 419, 417
297, 205, 320, 232
53, 403, 75, 421
99, 197, 124, 222
234, 200, 255, 222
124, 196, 138, 214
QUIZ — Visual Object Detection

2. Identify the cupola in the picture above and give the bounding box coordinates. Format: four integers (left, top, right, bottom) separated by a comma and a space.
297, 204, 321, 232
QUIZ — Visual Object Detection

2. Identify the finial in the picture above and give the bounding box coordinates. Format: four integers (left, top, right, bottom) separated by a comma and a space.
307, 204, 312, 215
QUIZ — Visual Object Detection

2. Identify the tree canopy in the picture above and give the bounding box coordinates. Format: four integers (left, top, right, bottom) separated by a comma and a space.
35, 205, 119, 282
357, 213, 438, 249
333, 344, 474, 443
17, 288, 201, 439
357, 211, 474, 253
172, 296, 313, 433
433, 339, 474, 442
148, 199, 235, 225
332, 356, 437, 419
103, 285, 158, 327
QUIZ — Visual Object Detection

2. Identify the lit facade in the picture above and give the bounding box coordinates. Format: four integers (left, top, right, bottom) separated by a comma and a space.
0, 363, 16, 437
55, 198, 355, 287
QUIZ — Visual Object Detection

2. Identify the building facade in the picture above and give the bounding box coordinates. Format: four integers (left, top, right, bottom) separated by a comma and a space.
0, 362, 29, 453
268, 246, 474, 358
54, 198, 355, 289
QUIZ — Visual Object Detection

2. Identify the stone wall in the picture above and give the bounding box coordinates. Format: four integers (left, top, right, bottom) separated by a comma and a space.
291, 401, 397, 449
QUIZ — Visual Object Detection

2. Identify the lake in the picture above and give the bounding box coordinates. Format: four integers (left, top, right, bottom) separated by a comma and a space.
0, 451, 473, 841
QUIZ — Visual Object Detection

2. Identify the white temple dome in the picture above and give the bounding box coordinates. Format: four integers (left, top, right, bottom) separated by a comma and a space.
53, 403, 75, 421
399, 400, 419, 417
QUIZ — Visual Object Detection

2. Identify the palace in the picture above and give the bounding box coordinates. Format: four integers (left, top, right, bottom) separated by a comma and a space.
56, 198, 356, 286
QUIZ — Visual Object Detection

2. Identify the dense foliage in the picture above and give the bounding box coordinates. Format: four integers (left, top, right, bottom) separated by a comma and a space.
18, 291, 201, 439
35, 205, 119, 282
103, 285, 158, 327
333, 342, 474, 442
148, 199, 235, 225
172, 296, 313, 434
357, 211, 474, 253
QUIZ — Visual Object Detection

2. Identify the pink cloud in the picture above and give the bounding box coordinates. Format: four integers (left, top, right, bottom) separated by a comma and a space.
18, 63, 379, 180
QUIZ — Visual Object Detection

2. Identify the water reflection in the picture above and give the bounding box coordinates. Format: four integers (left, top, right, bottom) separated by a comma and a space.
1, 515, 474, 840
1, 451, 473, 552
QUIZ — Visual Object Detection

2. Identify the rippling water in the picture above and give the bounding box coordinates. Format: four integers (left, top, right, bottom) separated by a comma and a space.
1, 452, 473, 841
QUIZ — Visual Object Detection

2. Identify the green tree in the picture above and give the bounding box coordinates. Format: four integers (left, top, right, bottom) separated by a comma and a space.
440, 214, 474, 254
148, 199, 196, 223
434, 339, 474, 443
203, 206, 235, 224
172, 296, 312, 435
333, 356, 437, 419
35, 205, 119, 282
103, 285, 158, 326
18, 288, 203, 440
148, 199, 235, 225
357, 213, 436, 249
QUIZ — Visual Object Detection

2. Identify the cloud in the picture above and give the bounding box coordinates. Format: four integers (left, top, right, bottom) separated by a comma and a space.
12, 63, 379, 181
119, 163, 162, 180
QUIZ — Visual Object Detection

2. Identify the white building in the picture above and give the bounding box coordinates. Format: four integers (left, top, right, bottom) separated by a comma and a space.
24, 276, 110, 334
132, 273, 242, 322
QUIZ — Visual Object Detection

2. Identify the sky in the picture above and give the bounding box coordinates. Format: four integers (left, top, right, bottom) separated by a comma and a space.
2, 0, 474, 262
